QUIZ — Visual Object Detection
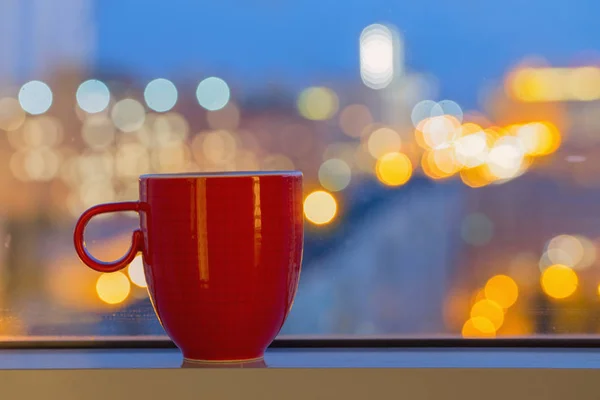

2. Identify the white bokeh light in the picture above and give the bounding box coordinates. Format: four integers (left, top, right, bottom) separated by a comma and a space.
144, 78, 178, 112
18, 81, 53, 115
196, 77, 230, 111
76, 80, 110, 113
411, 100, 437, 128
318, 159, 352, 192
431, 100, 463, 122
111, 99, 146, 132
360, 24, 395, 90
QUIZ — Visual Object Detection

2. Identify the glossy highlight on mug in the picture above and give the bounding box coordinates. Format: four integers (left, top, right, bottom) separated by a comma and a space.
74, 171, 304, 362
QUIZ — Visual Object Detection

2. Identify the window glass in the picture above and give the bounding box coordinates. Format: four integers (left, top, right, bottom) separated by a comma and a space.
0, 0, 597, 339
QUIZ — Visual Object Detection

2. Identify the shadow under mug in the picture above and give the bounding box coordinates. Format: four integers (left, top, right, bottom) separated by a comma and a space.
73, 171, 304, 362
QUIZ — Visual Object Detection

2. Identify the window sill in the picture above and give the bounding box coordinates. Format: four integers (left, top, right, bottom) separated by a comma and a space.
0, 343, 598, 399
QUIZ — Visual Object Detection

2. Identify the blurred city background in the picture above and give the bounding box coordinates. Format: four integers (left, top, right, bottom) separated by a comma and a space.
0, 0, 599, 340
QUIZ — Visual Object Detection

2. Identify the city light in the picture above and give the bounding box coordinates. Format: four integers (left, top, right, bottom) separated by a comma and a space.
513, 122, 561, 157
375, 152, 412, 186
76, 80, 110, 113
297, 87, 339, 120
507, 66, 600, 102
431, 100, 463, 122
144, 78, 178, 112
18, 80, 53, 115
339, 104, 373, 138
96, 272, 131, 305
367, 127, 402, 158
541, 264, 578, 300
202, 130, 237, 164
411, 100, 437, 128
128, 255, 147, 288
0, 97, 26, 131
485, 275, 519, 309
111, 98, 146, 132
262, 154, 295, 171
485, 136, 526, 180
419, 115, 460, 150
359, 24, 395, 89
81, 115, 116, 149
196, 77, 230, 111
461, 316, 496, 338
470, 299, 504, 330
318, 159, 352, 192
304, 190, 338, 225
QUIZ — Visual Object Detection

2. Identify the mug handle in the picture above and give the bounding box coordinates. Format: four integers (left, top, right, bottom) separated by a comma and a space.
73, 201, 143, 273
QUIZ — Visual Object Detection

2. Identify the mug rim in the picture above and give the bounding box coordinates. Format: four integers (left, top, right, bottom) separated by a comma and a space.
140, 170, 302, 179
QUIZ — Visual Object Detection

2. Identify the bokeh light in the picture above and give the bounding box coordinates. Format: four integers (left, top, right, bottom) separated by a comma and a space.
485, 275, 519, 309
471, 299, 504, 330
127, 255, 147, 288
359, 24, 395, 89
196, 77, 230, 111
304, 190, 338, 225
486, 136, 526, 180
96, 272, 131, 305
18, 80, 53, 115
541, 264, 578, 300
367, 127, 401, 158
514, 122, 560, 156
454, 128, 488, 168
76, 80, 110, 113
0, 97, 26, 131
431, 100, 463, 122
262, 154, 295, 171
318, 159, 352, 192
144, 78, 178, 112
339, 104, 373, 138
419, 115, 460, 150
81, 115, 116, 149
375, 152, 412, 186
461, 316, 496, 338
111, 99, 146, 132
546, 234, 584, 269
461, 213, 494, 246
411, 100, 437, 128
297, 87, 339, 120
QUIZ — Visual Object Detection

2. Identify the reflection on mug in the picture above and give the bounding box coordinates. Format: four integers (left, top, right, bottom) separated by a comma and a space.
181, 358, 268, 368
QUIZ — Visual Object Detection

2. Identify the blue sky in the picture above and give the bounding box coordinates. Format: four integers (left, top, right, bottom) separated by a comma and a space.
95, 0, 600, 108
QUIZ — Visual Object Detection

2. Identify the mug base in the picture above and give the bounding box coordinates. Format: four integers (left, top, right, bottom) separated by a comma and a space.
181, 355, 266, 368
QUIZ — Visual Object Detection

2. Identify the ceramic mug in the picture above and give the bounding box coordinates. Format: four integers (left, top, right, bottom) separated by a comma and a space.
73, 171, 303, 363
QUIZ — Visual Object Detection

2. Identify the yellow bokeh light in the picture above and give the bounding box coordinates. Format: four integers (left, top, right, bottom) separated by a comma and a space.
304, 190, 338, 225
128, 255, 147, 288
0, 97, 26, 131
367, 127, 402, 158
459, 165, 495, 188
515, 122, 560, 156
376, 152, 412, 186
541, 264, 578, 300
567, 67, 600, 101
461, 317, 496, 338
470, 299, 504, 330
297, 87, 339, 121
485, 275, 519, 309
96, 272, 131, 305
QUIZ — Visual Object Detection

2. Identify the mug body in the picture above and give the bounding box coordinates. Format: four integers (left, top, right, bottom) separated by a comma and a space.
139, 171, 303, 362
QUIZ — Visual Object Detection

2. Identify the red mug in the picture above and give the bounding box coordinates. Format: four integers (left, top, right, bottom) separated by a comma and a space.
74, 171, 303, 363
